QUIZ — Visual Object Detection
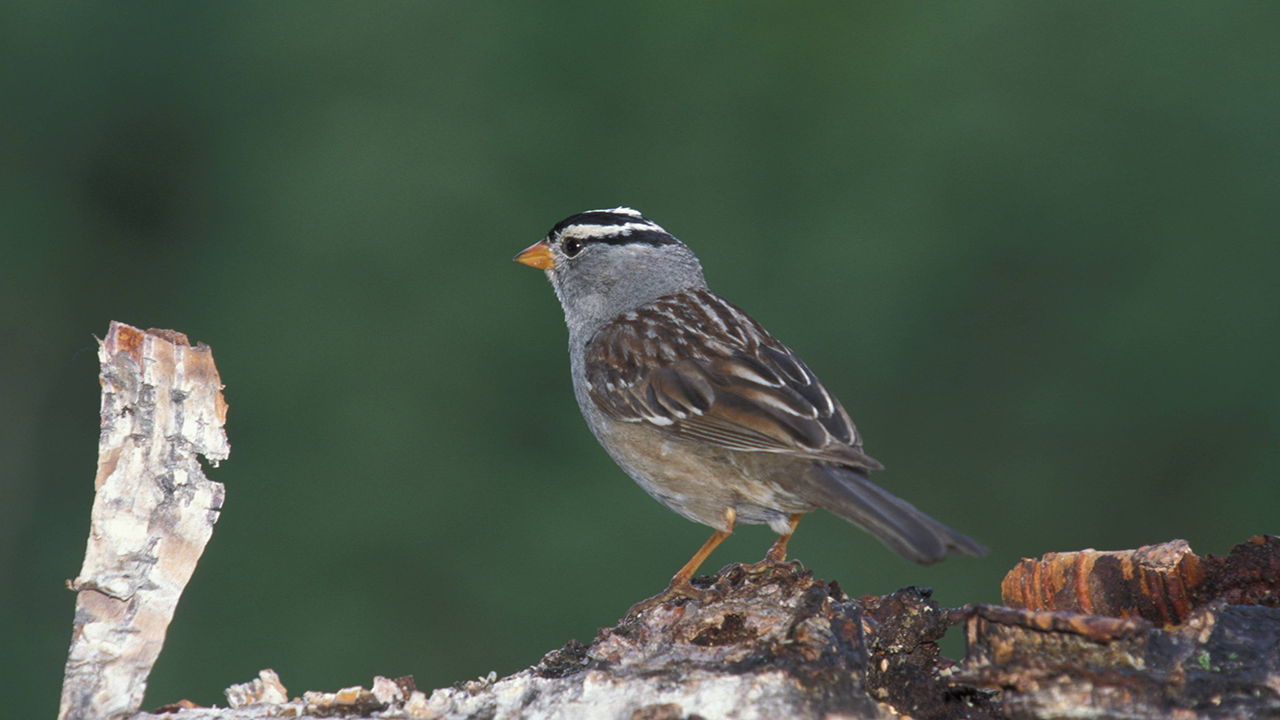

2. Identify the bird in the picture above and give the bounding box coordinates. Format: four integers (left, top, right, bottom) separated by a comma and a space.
515, 207, 985, 613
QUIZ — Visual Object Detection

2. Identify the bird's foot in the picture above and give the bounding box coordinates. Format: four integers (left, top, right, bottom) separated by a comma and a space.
625, 576, 722, 618
741, 520, 803, 579
740, 553, 804, 579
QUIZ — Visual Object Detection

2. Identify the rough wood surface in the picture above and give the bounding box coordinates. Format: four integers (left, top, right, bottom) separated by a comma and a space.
59, 322, 229, 720
131, 541, 1279, 720
137, 565, 971, 720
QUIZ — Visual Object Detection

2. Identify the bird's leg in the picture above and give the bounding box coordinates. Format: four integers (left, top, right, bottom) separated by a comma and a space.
626, 508, 736, 617
743, 513, 803, 575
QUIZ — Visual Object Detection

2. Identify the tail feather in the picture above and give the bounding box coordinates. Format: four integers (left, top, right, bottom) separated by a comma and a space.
805, 465, 987, 564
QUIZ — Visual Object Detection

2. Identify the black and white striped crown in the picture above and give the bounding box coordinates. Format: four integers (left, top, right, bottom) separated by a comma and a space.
548, 207, 681, 247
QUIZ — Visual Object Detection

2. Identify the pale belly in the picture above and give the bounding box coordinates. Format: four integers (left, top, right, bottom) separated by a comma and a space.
590, 417, 816, 535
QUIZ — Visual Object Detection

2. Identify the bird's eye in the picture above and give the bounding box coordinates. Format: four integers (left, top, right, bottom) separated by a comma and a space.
563, 238, 583, 257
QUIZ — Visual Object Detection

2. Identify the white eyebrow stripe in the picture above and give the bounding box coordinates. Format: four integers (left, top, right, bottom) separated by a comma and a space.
562, 221, 660, 239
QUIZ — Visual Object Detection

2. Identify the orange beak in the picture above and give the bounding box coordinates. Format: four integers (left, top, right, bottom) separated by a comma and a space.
514, 239, 555, 270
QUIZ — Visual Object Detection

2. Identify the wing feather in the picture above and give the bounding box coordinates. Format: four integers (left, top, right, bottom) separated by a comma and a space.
585, 290, 882, 471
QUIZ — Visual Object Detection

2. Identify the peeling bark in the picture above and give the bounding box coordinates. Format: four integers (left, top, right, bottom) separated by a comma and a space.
59, 322, 229, 720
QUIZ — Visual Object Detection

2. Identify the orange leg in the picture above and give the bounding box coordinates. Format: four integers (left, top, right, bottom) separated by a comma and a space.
745, 513, 804, 573
627, 509, 736, 617
672, 524, 733, 582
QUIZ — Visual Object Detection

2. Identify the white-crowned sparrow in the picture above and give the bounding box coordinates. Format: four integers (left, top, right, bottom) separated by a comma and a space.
516, 207, 985, 611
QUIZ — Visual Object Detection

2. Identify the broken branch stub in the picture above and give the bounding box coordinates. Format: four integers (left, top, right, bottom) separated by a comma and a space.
58, 322, 229, 720
958, 536, 1280, 718
1000, 537, 1280, 627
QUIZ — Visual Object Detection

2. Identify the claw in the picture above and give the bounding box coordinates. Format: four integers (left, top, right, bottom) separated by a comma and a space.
741, 513, 805, 577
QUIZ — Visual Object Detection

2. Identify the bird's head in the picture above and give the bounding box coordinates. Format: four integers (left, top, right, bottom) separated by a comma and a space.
515, 208, 708, 339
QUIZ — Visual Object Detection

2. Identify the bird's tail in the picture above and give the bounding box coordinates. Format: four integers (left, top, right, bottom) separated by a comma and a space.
802, 464, 987, 564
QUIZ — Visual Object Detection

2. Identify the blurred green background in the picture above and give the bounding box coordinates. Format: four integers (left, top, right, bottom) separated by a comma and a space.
3, 2, 1278, 715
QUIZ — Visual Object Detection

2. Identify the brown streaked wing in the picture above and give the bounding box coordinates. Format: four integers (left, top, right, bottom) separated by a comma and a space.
584, 290, 883, 471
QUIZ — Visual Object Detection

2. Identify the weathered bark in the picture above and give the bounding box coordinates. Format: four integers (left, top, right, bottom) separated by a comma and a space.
132, 541, 1280, 720
959, 537, 1280, 719
59, 323, 229, 720
139, 565, 978, 720
61, 323, 1280, 720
